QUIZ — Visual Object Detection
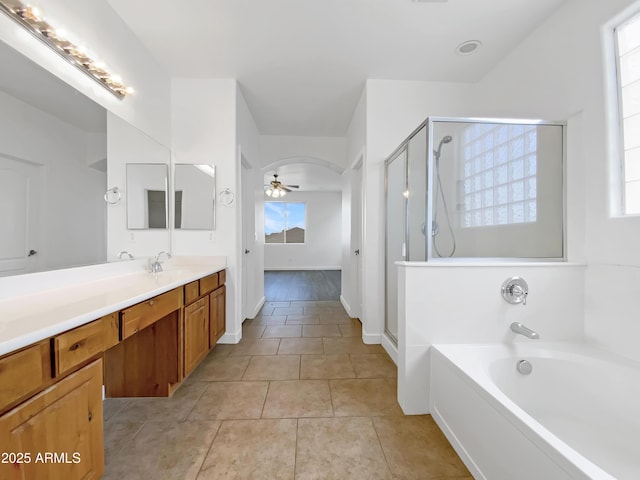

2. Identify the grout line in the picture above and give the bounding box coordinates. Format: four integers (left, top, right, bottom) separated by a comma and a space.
370, 416, 394, 477
259, 380, 271, 418
195, 419, 223, 478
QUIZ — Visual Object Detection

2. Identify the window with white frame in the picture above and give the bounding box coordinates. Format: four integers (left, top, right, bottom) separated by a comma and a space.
615, 12, 640, 215
461, 123, 538, 228
264, 202, 306, 243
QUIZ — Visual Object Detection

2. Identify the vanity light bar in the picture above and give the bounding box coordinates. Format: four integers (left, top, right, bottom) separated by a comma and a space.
0, 0, 134, 99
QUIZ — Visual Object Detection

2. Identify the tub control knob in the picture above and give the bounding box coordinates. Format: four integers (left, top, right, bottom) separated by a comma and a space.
501, 277, 528, 305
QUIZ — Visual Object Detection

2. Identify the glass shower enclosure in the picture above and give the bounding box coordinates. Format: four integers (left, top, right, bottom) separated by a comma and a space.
384, 117, 565, 344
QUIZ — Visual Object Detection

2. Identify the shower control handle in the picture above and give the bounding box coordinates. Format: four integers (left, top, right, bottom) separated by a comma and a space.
501, 277, 528, 305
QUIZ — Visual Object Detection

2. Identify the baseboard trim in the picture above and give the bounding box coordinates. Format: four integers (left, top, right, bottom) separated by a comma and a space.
381, 334, 398, 365
340, 295, 352, 317
264, 267, 342, 271
217, 329, 241, 344
251, 296, 265, 318
362, 330, 381, 345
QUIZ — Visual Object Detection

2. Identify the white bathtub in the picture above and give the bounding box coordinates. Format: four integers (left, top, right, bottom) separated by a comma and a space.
430, 342, 640, 480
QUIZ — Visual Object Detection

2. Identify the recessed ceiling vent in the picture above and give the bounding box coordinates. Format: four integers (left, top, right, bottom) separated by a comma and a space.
456, 40, 482, 56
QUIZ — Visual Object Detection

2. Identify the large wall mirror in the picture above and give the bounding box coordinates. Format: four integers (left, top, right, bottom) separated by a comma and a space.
0, 36, 171, 276
173, 164, 215, 230
0, 37, 108, 277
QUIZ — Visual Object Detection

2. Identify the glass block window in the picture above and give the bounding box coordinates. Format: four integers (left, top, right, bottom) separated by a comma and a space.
461, 123, 537, 228
615, 12, 640, 214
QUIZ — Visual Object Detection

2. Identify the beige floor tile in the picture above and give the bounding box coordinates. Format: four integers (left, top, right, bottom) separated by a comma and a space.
102, 420, 220, 480
302, 324, 342, 337
272, 306, 305, 315
262, 380, 333, 418
303, 306, 348, 315
285, 315, 320, 325
251, 315, 288, 325
278, 338, 324, 355
264, 301, 291, 308
323, 337, 385, 354
330, 378, 404, 416
229, 338, 281, 356
103, 398, 130, 421
338, 323, 362, 337
242, 325, 266, 338
262, 325, 302, 338
242, 355, 300, 380
290, 300, 342, 307
350, 353, 398, 378
318, 315, 354, 325
189, 354, 251, 381
258, 306, 276, 315
300, 354, 356, 379
295, 417, 392, 480
373, 416, 471, 479
189, 381, 269, 420
197, 419, 296, 480
208, 343, 234, 359
115, 380, 208, 422
103, 420, 143, 464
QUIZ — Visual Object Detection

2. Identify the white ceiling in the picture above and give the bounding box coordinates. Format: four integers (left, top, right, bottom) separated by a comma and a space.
0, 40, 106, 133
107, 0, 568, 136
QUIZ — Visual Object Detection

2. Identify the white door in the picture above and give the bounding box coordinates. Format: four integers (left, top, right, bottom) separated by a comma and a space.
241, 156, 254, 321
351, 157, 364, 320
0, 155, 42, 276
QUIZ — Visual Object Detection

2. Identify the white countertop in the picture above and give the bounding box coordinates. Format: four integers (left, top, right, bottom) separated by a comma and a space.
0, 257, 226, 356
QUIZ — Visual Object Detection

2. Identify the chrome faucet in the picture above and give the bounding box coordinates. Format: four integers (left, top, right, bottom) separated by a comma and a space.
148, 251, 172, 273
510, 322, 540, 340
117, 251, 134, 260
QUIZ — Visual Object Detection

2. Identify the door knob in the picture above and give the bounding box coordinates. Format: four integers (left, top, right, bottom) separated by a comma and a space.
355, 249, 360, 255
245, 249, 250, 254
28, 249, 38, 257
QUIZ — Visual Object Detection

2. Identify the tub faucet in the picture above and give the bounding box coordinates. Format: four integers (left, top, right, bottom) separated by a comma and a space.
510, 322, 540, 340
149, 251, 172, 273
117, 251, 134, 260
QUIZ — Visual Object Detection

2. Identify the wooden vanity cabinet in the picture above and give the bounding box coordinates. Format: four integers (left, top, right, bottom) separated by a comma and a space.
183, 296, 210, 376
209, 284, 226, 346
0, 359, 104, 480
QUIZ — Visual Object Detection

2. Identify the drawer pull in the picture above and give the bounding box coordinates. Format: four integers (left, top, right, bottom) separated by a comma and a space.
70, 343, 81, 351
149, 299, 155, 306
88, 411, 92, 422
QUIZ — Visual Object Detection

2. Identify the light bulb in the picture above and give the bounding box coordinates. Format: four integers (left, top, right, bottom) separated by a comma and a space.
125, 86, 135, 95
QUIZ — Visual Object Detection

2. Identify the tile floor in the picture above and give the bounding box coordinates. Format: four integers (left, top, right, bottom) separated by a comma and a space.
102, 301, 471, 480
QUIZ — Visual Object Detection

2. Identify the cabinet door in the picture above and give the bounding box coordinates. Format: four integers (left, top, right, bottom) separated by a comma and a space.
183, 296, 210, 376
209, 285, 226, 347
0, 359, 104, 480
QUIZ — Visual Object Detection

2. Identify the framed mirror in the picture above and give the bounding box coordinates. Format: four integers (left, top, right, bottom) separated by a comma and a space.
126, 163, 169, 229
173, 164, 216, 230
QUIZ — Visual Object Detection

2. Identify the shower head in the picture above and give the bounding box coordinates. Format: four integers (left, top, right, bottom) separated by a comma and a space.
434, 135, 453, 161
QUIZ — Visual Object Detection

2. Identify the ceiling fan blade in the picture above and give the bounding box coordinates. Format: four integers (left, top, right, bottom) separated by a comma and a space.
284, 185, 299, 188
282, 186, 293, 192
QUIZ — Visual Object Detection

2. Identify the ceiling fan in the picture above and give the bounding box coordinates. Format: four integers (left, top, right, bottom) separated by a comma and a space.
264, 174, 299, 197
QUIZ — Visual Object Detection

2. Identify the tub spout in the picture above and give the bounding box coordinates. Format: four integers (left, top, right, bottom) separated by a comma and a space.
510, 322, 540, 340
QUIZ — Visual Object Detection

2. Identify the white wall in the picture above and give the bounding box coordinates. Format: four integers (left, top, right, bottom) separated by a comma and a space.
171, 79, 242, 342
0, 90, 106, 271
0, 0, 171, 145
264, 191, 342, 270
398, 263, 586, 414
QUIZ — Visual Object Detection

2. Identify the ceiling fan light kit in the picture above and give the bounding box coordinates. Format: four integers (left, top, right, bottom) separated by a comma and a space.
265, 174, 299, 198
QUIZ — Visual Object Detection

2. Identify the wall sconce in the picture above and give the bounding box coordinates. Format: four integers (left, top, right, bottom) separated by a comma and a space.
0, 0, 134, 99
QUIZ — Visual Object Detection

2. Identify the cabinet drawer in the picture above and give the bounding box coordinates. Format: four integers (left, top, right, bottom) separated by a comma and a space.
54, 318, 105, 376
184, 281, 200, 304
200, 273, 219, 295
218, 269, 226, 285
121, 288, 182, 339
0, 341, 50, 412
